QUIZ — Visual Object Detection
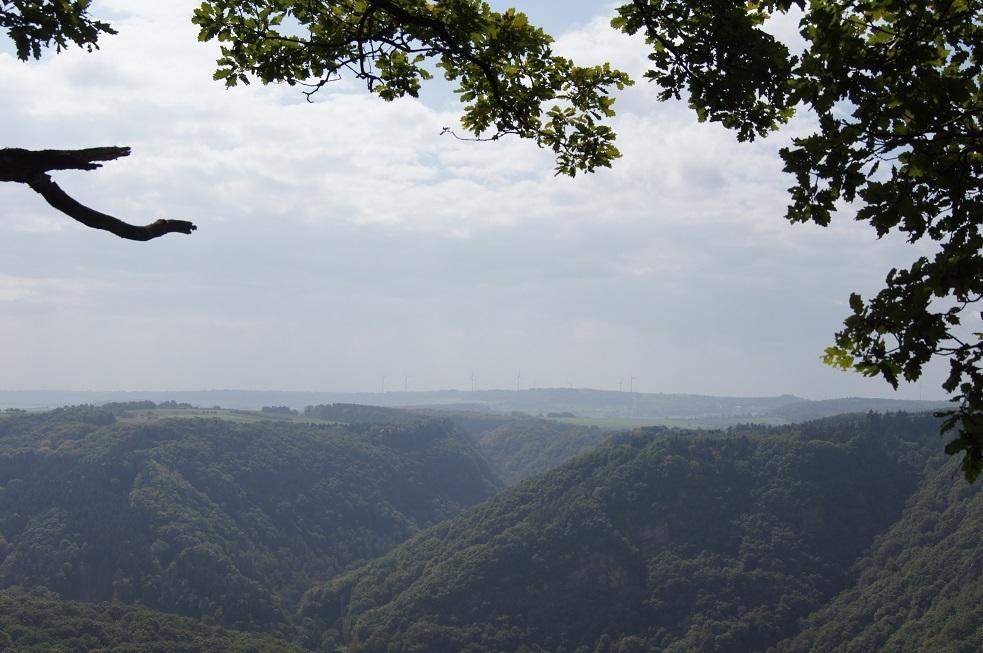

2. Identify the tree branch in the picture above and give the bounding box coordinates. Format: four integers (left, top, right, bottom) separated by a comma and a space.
366, 0, 505, 105
0, 147, 196, 241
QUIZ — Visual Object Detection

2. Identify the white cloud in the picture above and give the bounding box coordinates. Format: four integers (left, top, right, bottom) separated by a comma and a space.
0, 1, 947, 399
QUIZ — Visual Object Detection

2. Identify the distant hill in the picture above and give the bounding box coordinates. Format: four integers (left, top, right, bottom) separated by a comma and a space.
299, 413, 943, 653
765, 396, 952, 422
0, 388, 950, 425
0, 407, 500, 632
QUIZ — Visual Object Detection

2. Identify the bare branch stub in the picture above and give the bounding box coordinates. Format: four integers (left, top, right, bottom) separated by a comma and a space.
0, 147, 197, 241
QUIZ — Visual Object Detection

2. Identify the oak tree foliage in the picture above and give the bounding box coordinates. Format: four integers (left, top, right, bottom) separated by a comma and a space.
2, 0, 980, 477
0, 0, 114, 60
609, 0, 980, 480
190, 0, 632, 176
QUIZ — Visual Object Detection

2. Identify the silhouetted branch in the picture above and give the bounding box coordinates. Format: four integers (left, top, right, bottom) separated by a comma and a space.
0, 147, 196, 241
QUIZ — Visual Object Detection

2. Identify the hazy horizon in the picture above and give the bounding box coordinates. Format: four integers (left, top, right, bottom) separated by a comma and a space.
0, 385, 948, 403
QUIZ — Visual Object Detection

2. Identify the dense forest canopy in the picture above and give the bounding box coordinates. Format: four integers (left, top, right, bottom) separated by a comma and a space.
3, 0, 978, 477
299, 412, 972, 652
0, 406, 980, 651
0, 407, 500, 632
777, 449, 983, 652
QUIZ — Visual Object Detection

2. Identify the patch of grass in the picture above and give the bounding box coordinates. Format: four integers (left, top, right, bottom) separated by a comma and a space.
550, 415, 789, 430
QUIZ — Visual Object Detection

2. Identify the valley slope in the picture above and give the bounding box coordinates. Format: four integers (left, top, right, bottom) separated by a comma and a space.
300, 413, 948, 652
0, 406, 978, 653
0, 407, 500, 633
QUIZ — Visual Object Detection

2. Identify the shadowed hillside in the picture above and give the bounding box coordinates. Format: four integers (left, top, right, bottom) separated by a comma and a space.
442, 412, 610, 484
1, 408, 977, 653
0, 407, 500, 632
775, 454, 983, 652
299, 413, 941, 653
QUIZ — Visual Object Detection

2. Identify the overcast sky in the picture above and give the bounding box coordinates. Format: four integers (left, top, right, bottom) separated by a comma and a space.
0, 1, 949, 399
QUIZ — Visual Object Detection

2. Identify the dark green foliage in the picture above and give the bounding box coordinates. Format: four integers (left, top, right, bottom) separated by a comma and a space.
768, 398, 951, 423
304, 403, 421, 425
300, 413, 939, 653
613, 0, 982, 477
0, 589, 307, 652
0, 408, 978, 652
263, 406, 299, 415
0, 410, 500, 632
101, 401, 158, 414
775, 454, 983, 652
612, 0, 795, 140
0, 0, 115, 61
192, 0, 632, 176
0, 405, 117, 451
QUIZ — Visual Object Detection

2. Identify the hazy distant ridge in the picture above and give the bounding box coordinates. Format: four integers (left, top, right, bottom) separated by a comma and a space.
0, 388, 949, 422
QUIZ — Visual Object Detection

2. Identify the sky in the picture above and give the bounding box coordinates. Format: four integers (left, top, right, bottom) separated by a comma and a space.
0, 1, 951, 399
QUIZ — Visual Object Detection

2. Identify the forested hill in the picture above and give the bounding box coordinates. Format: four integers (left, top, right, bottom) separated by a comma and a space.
1, 408, 978, 652
299, 413, 945, 653
776, 453, 983, 652
0, 407, 500, 632
766, 397, 956, 422
1, 389, 950, 424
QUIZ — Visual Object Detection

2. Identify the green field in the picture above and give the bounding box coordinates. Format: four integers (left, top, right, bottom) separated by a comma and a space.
549, 415, 790, 431
116, 407, 340, 425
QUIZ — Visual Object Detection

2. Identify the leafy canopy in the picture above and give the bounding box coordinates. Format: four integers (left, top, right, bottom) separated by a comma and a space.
191, 0, 633, 177
0, 0, 114, 60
